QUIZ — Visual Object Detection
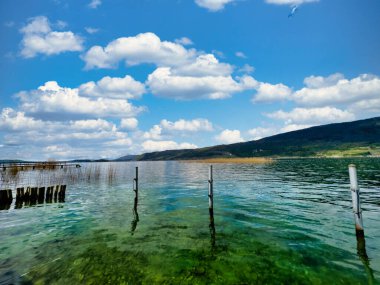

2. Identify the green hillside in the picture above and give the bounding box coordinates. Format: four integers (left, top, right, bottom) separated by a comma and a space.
133, 117, 380, 161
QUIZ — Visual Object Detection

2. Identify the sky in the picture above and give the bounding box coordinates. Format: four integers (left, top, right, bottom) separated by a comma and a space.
0, 0, 380, 160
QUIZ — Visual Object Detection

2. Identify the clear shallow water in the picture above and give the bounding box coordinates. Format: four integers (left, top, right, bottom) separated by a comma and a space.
0, 158, 379, 284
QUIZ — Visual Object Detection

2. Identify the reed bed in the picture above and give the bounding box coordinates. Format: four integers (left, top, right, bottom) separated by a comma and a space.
0, 163, 121, 190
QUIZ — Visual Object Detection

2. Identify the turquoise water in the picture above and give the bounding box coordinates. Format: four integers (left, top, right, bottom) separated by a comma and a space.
0, 158, 379, 284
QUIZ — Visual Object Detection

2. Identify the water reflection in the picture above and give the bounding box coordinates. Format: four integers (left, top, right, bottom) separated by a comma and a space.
209, 208, 216, 249
356, 234, 375, 284
131, 194, 139, 235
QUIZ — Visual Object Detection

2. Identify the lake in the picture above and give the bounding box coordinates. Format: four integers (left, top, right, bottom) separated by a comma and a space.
0, 158, 379, 284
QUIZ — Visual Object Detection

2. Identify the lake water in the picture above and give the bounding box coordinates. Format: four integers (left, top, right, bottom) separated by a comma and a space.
0, 158, 379, 284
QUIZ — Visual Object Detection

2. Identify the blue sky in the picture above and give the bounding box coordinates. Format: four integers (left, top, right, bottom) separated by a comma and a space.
0, 0, 380, 160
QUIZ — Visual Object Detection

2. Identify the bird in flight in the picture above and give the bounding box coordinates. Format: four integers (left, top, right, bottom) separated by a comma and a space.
288, 5, 298, 18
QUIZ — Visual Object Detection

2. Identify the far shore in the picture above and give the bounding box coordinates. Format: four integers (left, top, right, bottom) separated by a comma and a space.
182, 157, 273, 164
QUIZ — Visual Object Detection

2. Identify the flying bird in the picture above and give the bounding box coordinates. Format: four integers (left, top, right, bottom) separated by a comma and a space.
288, 5, 298, 18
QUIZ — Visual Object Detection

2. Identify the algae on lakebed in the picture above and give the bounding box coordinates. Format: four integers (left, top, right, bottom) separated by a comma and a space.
21, 227, 367, 285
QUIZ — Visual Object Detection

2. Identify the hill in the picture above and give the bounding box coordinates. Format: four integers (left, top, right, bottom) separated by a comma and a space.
130, 117, 380, 161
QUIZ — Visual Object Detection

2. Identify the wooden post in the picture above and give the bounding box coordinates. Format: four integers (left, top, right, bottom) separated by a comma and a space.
54, 185, 60, 202
0, 189, 12, 210
349, 164, 364, 237
38, 187, 45, 203
58, 185, 66, 202
208, 165, 213, 210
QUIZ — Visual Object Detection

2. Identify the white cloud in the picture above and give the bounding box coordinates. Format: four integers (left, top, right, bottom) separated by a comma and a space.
160, 118, 213, 132
142, 140, 197, 152
83, 32, 195, 69
147, 67, 257, 100
293, 74, 380, 107
79, 75, 146, 99
56, 20, 67, 29
143, 118, 213, 140
143, 125, 163, 140
247, 127, 278, 140
88, 0, 101, 9
235, 51, 247, 59
173, 54, 233, 77
253, 82, 292, 102
20, 16, 83, 58
215, 129, 244, 144
267, 107, 355, 125
280, 124, 312, 133
83, 33, 259, 100
195, 0, 236, 11
70, 119, 116, 132
0, 108, 44, 131
120, 118, 138, 130
265, 0, 319, 5
303, 73, 345, 89
17, 81, 144, 119
175, 37, 193, 46
85, 27, 99, 34
239, 64, 255, 73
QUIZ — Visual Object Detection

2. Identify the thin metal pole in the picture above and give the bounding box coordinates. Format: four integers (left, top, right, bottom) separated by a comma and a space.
349, 164, 364, 237
208, 165, 213, 210
134, 167, 138, 193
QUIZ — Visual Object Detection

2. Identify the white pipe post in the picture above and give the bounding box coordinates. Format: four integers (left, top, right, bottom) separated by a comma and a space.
208, 165, 213, 210
349, 164, 364, 237
133, 167, 138, 193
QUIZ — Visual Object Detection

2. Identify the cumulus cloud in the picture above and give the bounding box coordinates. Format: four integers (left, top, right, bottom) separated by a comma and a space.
265, 0, 319, 5
142, 140, 197, 152
160, 118, 213, 132
17, 81, 144, 120
79, 75, 146, 99
147, 67, 257, 100
267, 107, 355, 125
253, 82, 292, 102
247, 127, 278, 140
120, 118, 138, 130
238, 64, 255, 74
215, 129, 244, 144
0, 108, 44, 131
0, 106, 136, 160
20, 16, 83, 58
83, 32, 259, 100
195, 0, 236, 11
143, 118, 213, 140
82, 32, 195, 69
293, 74, 380, 107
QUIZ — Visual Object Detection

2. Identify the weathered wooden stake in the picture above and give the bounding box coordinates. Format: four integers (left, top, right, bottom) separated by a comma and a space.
38, 187, 45, 203
54, 185, 60, 202
349, 164, 364, 237
208, 165, 213, 210
58, 185, 66, 202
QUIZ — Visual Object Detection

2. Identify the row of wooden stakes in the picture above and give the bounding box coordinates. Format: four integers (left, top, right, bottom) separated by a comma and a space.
0, 185, 67, 210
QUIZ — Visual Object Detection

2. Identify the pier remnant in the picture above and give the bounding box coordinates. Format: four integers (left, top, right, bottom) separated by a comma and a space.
0, 189, 13, 210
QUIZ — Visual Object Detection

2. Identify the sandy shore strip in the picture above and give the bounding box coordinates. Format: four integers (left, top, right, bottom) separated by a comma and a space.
182, 157, 273, 164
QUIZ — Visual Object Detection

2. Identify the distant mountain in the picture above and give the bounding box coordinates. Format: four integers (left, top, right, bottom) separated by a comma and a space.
131, 117, 380, 161
114, 155, 138, 161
